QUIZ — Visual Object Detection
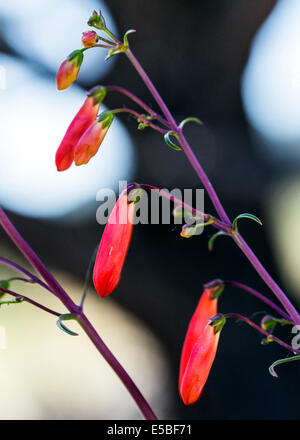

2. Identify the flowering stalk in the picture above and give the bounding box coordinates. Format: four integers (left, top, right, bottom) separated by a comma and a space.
122, 47, 300, 325
0, 206, 157, 420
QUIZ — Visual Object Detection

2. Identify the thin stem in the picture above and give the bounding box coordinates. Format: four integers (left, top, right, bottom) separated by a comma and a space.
233, 234, 300, 325
139, 183, 229, 233
223, 280, 291, 321
124, 47, 300, 324
77, 313, 157, 420
79, 245, 98, 310
97, 36, 116, 46
112, 108, 168, 134
106, 85, 170, 127
0, 256, 52, 292
0, 207, 157, 420
126, 49, 177, 130
0, 207, 77, 309
0, 286, 61, 317
94, 43, 117, 50
224, 313, 300, 355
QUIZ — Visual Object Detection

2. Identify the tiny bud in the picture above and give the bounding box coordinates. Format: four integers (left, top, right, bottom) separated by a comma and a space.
82, 30, 99, 48
261, 315, 277, 332
87, 10, 106, 30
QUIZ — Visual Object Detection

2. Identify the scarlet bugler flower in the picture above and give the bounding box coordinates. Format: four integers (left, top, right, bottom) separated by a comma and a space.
56, 49, 84, 90
82, 30, 99, 48
179, 285, 224, 405
55, 86, 106, 171
93, 193, 135, 298
74, 111, 113, 166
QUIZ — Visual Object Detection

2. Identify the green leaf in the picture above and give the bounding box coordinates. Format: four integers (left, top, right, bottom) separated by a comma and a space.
179, 117, 203, 130
164, 131, 181, 151
208, 231, 228, 251
57, 314, 78, 336
269, 355, 300, 378
123, 29, 136, 48
232, 213, 262, 233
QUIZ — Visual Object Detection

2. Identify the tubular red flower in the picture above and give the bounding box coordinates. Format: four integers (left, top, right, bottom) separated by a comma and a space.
55, 86, 106, 171
93, 193, 135, 298
179, 289, 220, 405
74, 111, 113, 166
56, 50, 83, 91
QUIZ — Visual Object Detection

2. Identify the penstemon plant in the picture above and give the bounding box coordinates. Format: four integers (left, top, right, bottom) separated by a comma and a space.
1, 9, 300, 420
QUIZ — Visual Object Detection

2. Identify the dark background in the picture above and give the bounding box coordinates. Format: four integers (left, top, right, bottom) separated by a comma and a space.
1, 0, 300, 419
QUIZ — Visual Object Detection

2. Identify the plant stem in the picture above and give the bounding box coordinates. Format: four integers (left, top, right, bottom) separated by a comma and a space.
112, 108, 168, 134
0, 286, 61, 317
223, 280, 290, 321
0, 207, 157, 420
77, 313, 157, 420
233, 234, 300, 325
224, 313, 300, 355
106, 85, 170, 127
125, 48, 300, 325
0, 256, 52, 292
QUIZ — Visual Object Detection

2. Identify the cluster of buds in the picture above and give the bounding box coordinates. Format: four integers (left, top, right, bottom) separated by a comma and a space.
55, 86, 113, 171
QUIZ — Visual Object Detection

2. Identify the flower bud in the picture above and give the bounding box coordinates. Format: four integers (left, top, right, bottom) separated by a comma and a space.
74, 111, 113, 166
179, 288, 222, 405
93, 193, 135, 298
87, 10, 106, 30
55, 86, 106, 171
56, 50, 83, 90
82, 30, 99, 48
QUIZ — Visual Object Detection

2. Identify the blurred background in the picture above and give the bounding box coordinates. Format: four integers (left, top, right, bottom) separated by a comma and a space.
0, 0, 300, 419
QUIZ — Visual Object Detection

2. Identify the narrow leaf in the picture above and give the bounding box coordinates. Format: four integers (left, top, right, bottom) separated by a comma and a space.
269, 355, 300, 378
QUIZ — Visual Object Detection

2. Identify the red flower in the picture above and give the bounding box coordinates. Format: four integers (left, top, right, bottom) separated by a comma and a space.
82, 30, 99, 48
55, 86, 106, 171
93, 193, 135, 298
179, 288, 223, 405
56, 50, 83, 91
74, 111, 113, 166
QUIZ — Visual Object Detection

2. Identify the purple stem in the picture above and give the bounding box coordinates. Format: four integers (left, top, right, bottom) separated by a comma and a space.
0, 286, 61, 317
112, 108, 168, 134
125, 48, 300, 325
223, 280, 291, 321
0, 206, 157, 420
224, 313, 300, 355
106, 85, 170, 127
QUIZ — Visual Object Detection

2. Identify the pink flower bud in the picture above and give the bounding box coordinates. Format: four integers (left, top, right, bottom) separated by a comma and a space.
56, 50, 83, 90
55, 86, 106, 171
82, 30, 99, 48
74, 111, 114, 166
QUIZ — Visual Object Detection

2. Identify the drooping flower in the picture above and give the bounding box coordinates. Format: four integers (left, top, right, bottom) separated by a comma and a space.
179, 285, 224, 405
56, 50, 84, 90
93, 192, 135, 298
74, 111, 113, 166
82, 30, 99, 48
55, 86, 106, 171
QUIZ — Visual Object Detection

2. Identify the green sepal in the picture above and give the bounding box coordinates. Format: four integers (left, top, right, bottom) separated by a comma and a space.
209, 313, 226, 334
87, 85, 107, 105
232, 213, 262, 234
68, 49, 84, 66
269, 355, 300, 378
208, 231, 228, 251
203, 279, 224, 299
127, 187, 144, 204
0, 280, 10, 290
180, 219, 214, 238
57, 313, 79, 336
87, 10, 106, 30
179, 117, 203, 130
97, 110, 114, 128
164, 131, 181, 151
